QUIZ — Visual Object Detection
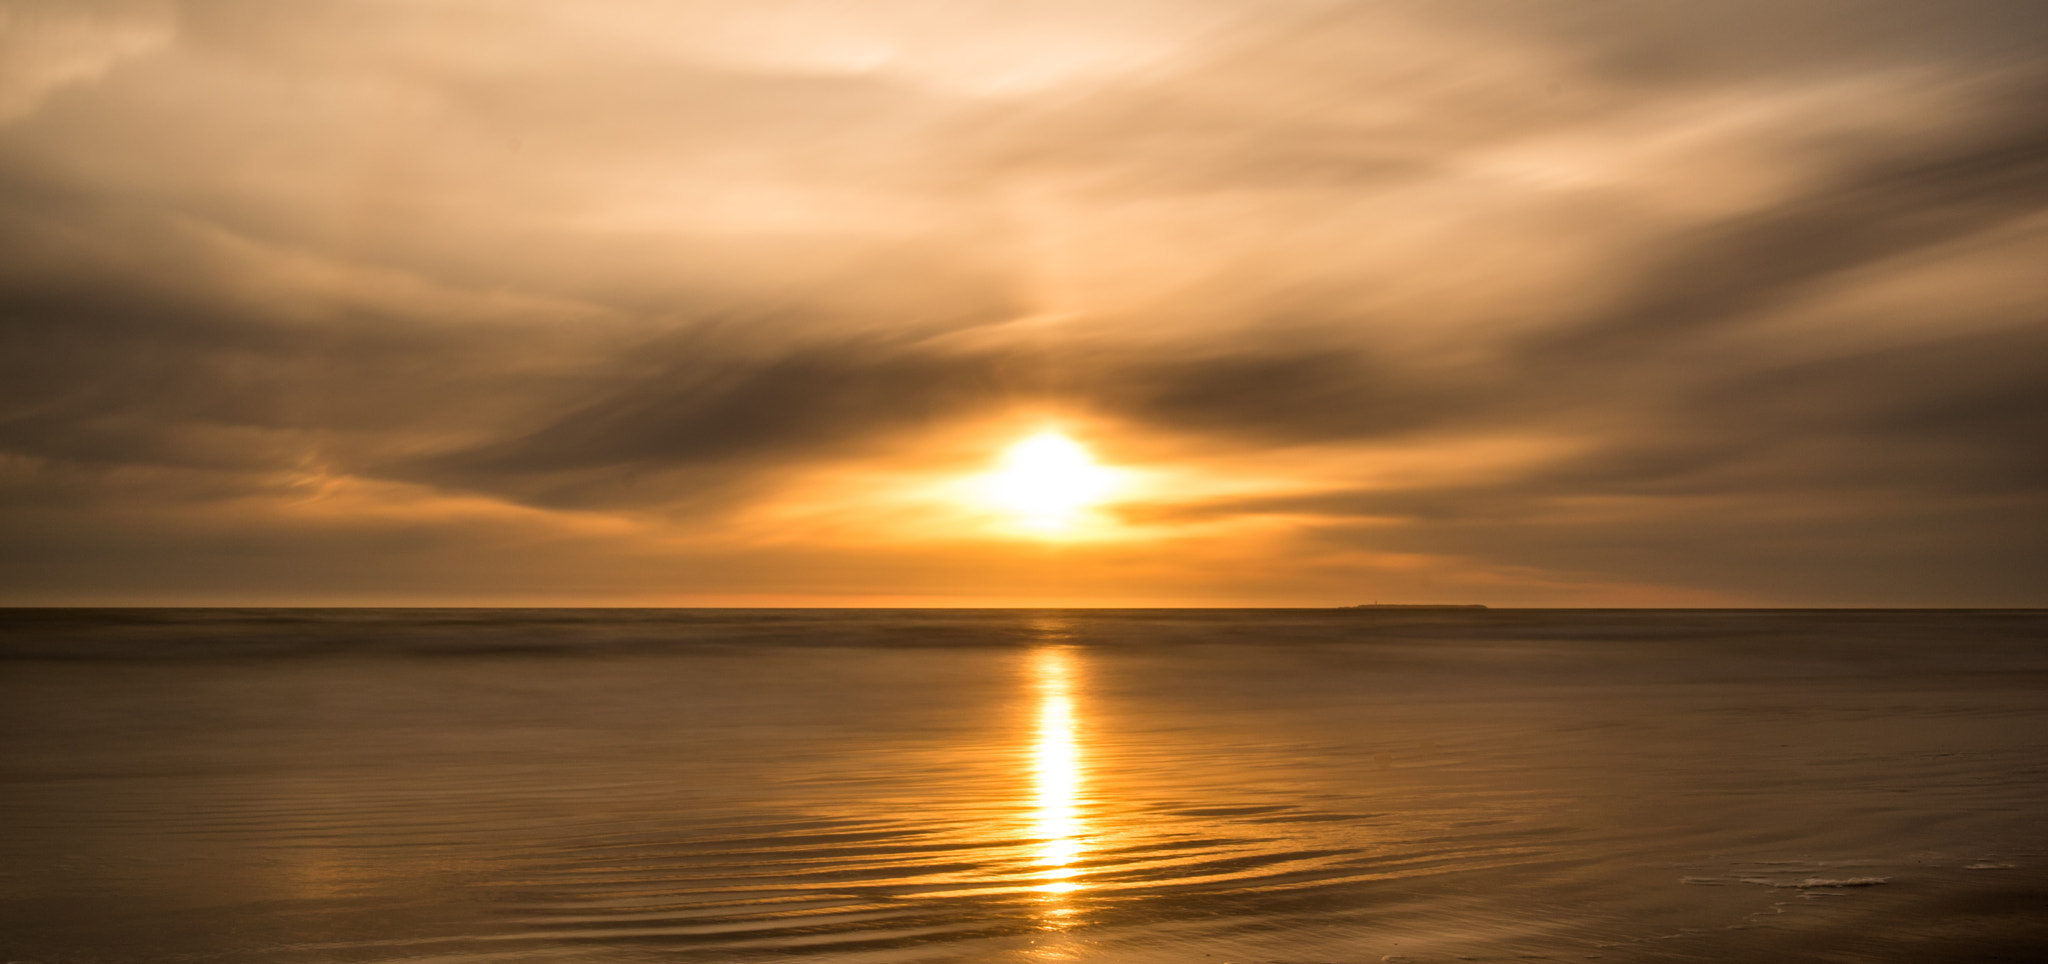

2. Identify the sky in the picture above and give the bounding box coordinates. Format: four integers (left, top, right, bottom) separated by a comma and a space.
2, 0, 2045, 607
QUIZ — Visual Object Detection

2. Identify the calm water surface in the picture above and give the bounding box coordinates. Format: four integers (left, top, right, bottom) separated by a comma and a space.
2, 609, 2045, 963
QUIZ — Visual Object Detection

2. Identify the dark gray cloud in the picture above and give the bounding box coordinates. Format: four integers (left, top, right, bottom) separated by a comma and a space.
410, 338, 1450, 488
1539, 77, 2048, 360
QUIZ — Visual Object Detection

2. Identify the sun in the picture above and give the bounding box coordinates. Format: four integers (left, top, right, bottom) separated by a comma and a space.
982, 430, 1117, 534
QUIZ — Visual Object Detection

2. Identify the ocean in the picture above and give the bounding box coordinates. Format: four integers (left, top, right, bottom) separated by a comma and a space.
2, 608, 2044, 963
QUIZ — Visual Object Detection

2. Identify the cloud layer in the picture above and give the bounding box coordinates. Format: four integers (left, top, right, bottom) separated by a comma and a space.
3, 0, 2045, 605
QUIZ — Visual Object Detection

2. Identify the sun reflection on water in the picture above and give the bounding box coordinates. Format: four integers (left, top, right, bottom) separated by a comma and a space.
1029, 637, 1087, 907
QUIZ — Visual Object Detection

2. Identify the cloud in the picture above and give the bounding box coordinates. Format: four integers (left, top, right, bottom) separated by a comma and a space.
1538, 75, 2048, 361
0, 0, 172, 124
1, 0, 2044, 604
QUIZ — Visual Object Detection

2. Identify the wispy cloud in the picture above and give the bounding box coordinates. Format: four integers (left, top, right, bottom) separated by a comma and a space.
3, 0, 2044, 604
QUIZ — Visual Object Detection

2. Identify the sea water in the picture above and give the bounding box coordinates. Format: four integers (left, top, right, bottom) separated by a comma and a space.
2, 608, 2044, 963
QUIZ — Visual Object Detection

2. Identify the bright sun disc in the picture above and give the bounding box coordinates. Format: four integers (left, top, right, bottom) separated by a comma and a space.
985, 431, 1115, 532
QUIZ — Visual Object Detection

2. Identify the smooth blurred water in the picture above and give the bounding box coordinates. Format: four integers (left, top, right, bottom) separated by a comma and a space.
2, 608, 2045, 963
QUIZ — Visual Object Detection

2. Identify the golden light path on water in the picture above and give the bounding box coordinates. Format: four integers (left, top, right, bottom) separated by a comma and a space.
1030, 638, 1087, 921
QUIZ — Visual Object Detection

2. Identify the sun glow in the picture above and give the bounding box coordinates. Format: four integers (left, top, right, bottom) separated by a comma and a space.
983, 431, 1117, 533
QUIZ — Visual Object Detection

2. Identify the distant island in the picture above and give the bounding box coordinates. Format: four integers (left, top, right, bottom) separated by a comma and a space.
1339, 604, 1488, 609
